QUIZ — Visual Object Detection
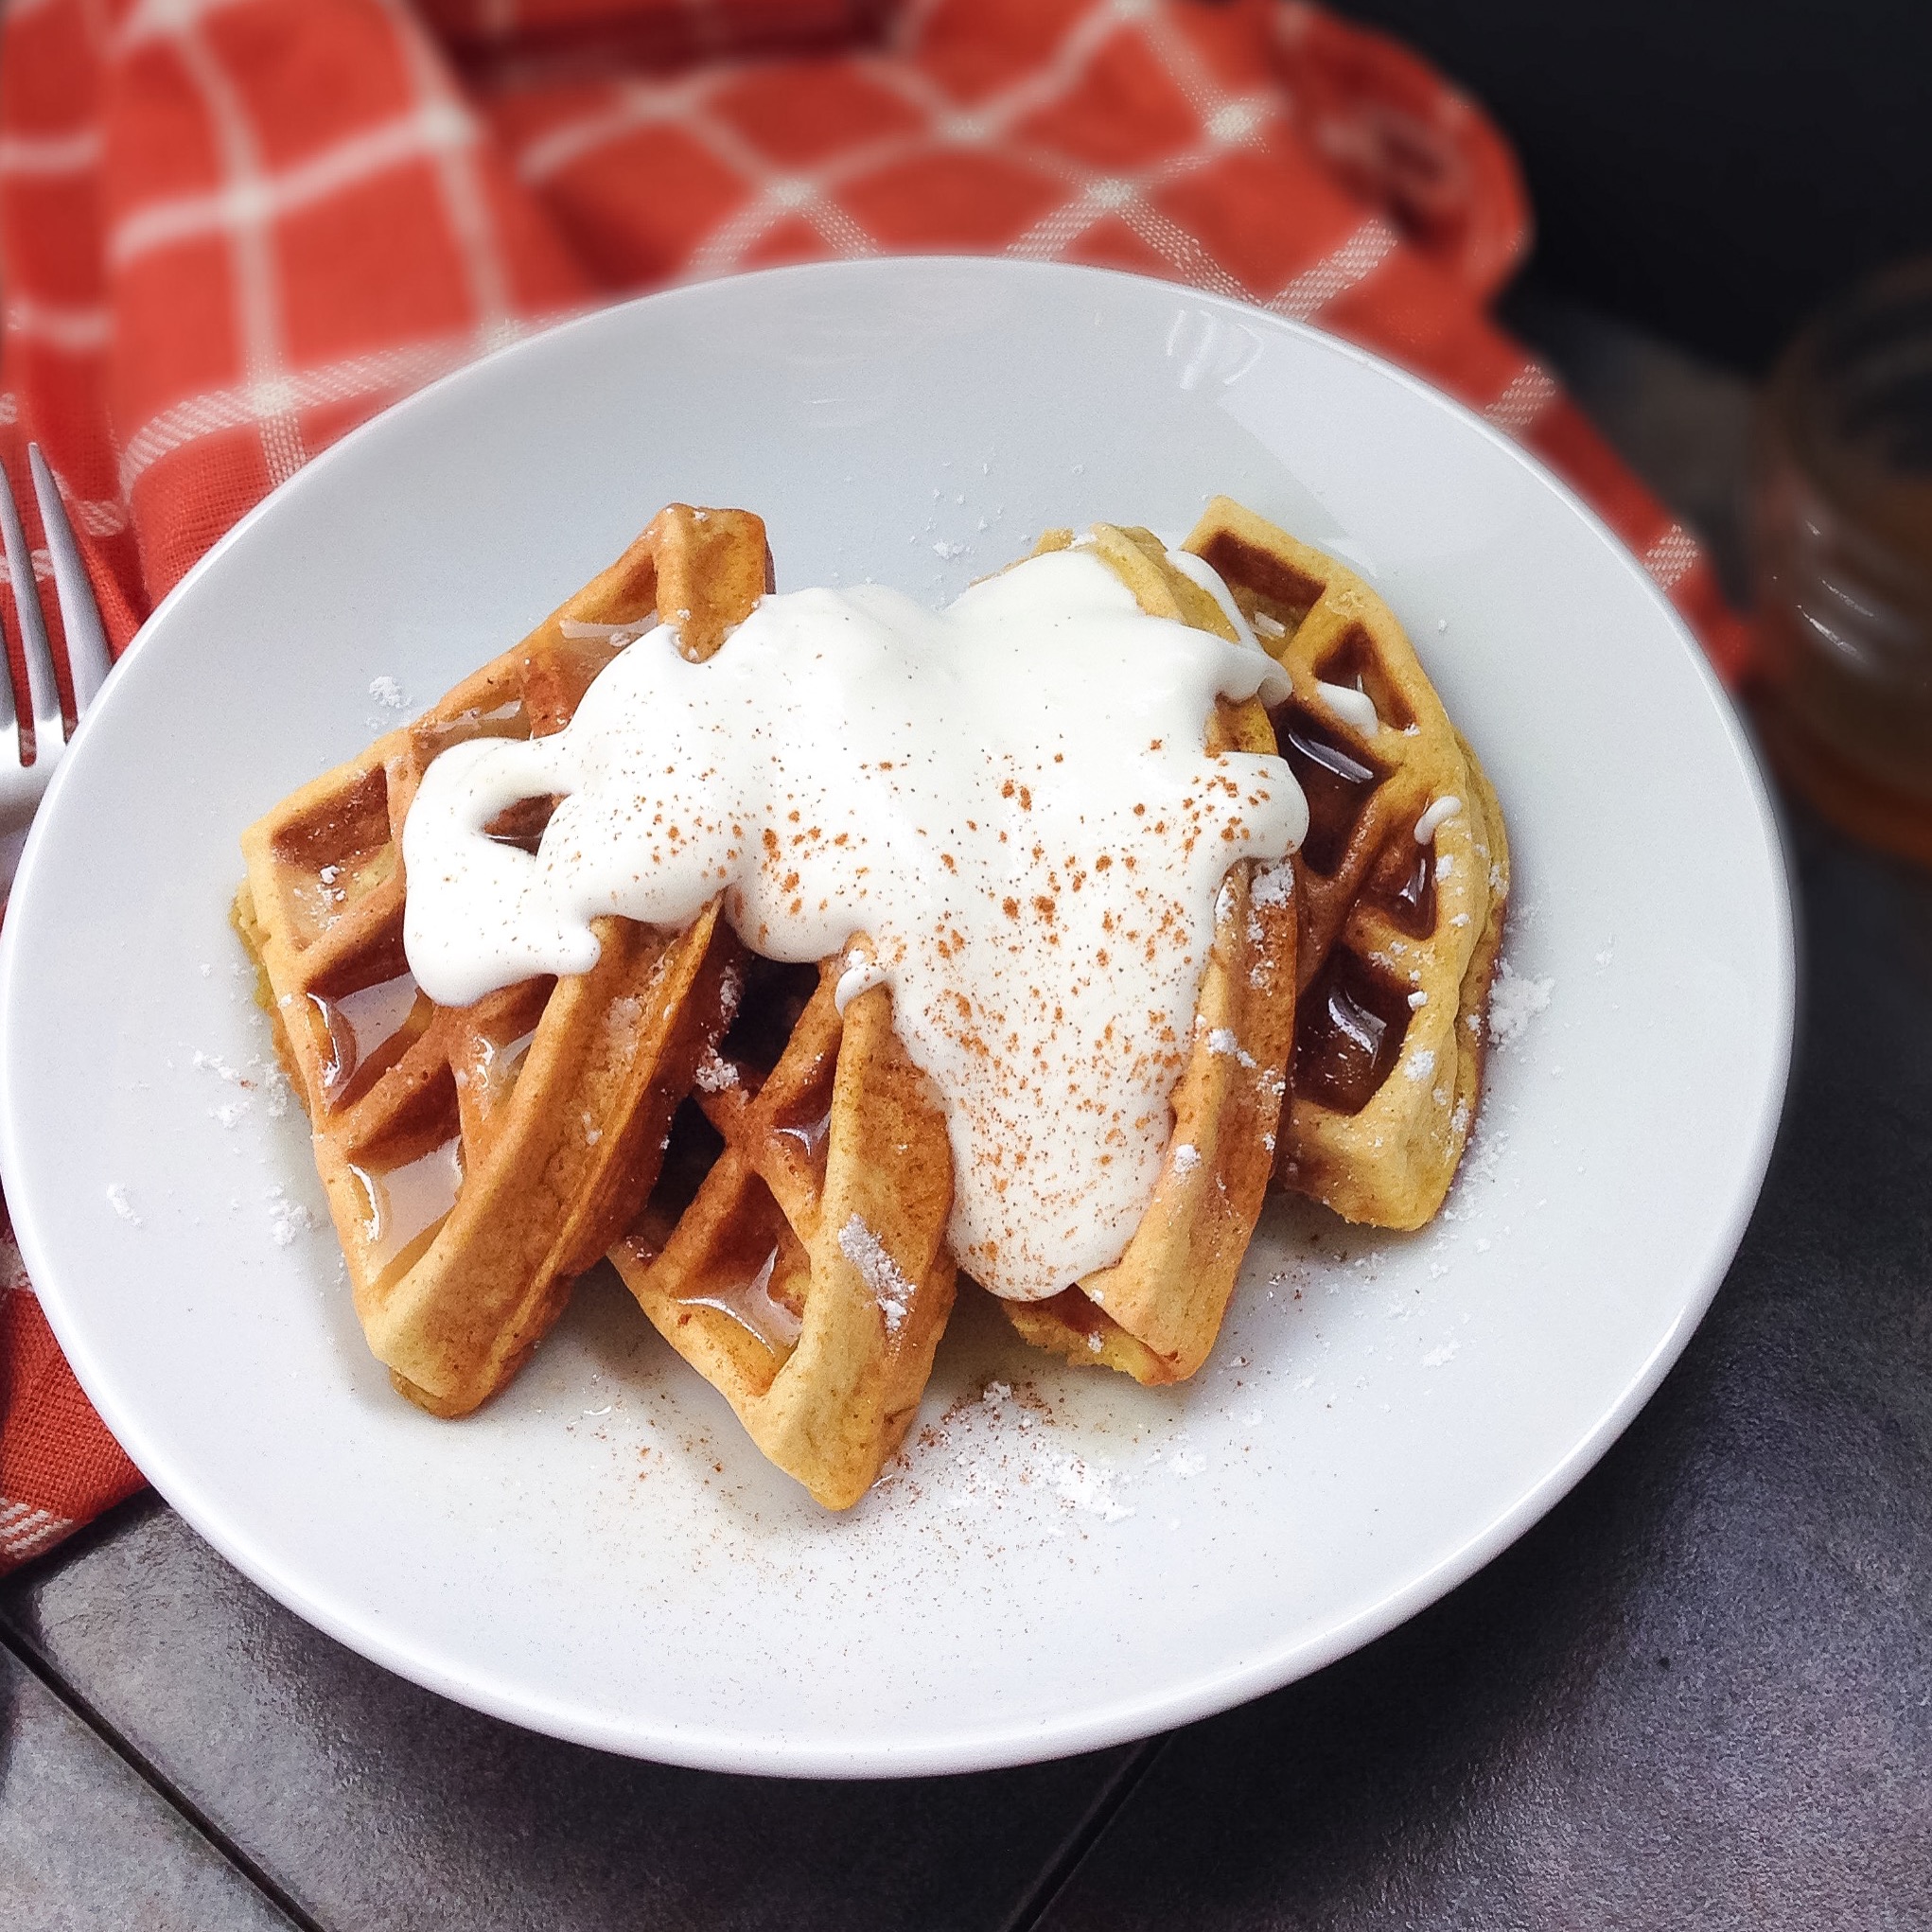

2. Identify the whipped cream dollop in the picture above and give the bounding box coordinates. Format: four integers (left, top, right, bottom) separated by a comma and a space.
402, 547, 1307, 1299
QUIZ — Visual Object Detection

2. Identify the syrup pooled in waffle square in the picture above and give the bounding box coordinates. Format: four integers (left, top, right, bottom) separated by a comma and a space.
1183, 497, 1510, 1231
236, 506, 767, 1415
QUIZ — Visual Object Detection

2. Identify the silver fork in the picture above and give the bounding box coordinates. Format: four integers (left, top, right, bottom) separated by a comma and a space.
0, 443, 114, 889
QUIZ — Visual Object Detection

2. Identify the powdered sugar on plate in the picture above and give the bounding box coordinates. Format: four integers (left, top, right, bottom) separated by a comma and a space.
875, 1375, 1139, 1528
1488, 958, 1554, 1046
1053, 1452, 1133, 1521
192, 1045, 294, 1125
265, 1185, 320, 1248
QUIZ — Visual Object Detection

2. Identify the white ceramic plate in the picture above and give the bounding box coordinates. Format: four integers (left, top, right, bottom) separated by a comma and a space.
0, 259, 1792, 1776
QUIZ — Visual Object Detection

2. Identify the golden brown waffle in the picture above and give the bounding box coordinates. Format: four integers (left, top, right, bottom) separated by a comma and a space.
235, 505, 767, 1414
242, 494, 1503, 1506
1183, 497, 1510, 1230
610, 950, 957, 1510
994, 525, 1299, 1386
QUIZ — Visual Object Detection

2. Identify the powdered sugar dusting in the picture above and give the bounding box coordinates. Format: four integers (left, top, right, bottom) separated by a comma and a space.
1488, 959, 1554, 1046
693, 1046, 738, 1094
1053, 1454, 1134, 1520
193, 1045, 295, 1125
265, 1186, 320, 1247
837, 1214, 912, 1334
1249, 860, 1293, 907
1204, 1027, 1256, 1067
871, 1372, 1151, 1532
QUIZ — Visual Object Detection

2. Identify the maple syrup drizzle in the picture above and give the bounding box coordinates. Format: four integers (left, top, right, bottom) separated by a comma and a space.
1273, 708, 1382, 876
355, 1136, 465, 1270
1294, 948, 1413, 1115
1364, 837, 1436, 939
771, 1101, 834, 1182
682, 1242, 807, 1356
310, 970, 428, 1100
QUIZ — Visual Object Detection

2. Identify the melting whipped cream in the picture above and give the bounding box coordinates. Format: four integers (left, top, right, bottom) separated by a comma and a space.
402, 547, 1307, 1299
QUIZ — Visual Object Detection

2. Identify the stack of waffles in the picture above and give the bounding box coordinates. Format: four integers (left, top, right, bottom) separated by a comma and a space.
237, 498, 1507, 1506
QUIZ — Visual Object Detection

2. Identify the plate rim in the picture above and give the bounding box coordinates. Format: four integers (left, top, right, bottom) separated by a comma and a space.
0, 255, 1797, 1776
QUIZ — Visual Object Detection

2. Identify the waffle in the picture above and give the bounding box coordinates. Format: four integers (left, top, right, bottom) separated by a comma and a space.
1182, 497, 1510, 1230
235, 504, 767, 1414
239, 493, 1503, 1507
993, 525, 1299, 1386
609, 951, 957, 1510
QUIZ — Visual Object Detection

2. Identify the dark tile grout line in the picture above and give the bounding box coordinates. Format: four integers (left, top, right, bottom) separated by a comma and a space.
995, 1731, 1169, 1932
5, 1501, 1155, 1932
0, 1619, 326, 1932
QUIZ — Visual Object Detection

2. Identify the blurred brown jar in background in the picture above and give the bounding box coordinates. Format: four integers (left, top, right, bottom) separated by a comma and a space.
1752, 259, 1932, 865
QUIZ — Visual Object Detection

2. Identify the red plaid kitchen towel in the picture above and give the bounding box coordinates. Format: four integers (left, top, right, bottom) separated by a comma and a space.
0, 0, 1749, 1573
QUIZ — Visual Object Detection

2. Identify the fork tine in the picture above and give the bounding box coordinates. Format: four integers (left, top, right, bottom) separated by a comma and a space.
29, 444, 113, 714
0, 483, 16, 750
0, 460, 57, 758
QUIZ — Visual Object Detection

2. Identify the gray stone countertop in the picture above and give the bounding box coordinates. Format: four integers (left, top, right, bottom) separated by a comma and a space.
4, 290, 1927, 1930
